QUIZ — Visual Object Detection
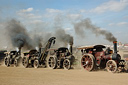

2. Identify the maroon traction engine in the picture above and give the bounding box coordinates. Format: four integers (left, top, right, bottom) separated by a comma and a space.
78, 45, 112, 71
79, 41, 128, 73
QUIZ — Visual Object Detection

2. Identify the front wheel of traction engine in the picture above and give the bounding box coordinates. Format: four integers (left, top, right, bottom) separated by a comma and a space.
14, 59, 18, 67
63, 59, 71, 70
4, 57, 10, 67
4, 57, 7, 66
81, 54, 96, 71
48, 56, 57, 69
106, 60, 117, 73
22, 57, 29, 68
34, 60, 40, 68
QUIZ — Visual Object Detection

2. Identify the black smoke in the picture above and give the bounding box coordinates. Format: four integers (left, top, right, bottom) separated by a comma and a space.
55, 29, 73, 46
5, 19, 42, 50
74, 18, 116, 42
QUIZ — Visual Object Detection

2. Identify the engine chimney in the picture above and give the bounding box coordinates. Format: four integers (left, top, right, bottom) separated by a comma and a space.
113, 41, 117, 53
69, 38, 73, 55
18, 47, 21, 56
70, 44, 73, 55
112, 41, 121, 61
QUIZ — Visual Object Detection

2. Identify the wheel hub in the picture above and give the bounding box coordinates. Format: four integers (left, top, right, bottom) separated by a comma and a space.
85, 61, 89, 65
109, 65, 112, 68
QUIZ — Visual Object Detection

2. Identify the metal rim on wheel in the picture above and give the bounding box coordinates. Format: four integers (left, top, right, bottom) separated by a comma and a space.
63, 59, 71, 70
48, 56, 57, 69
4, 57, 8, 66
81, 54, 95, 71
22, 57, 29, 68
22, 57, 26, 66
5, 57, 10, 67
14, 59, 18, 67
34, 60, 39, 68
106, 60, 117, 73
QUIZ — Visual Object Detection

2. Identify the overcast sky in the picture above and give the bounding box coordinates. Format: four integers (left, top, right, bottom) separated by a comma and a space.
0, 0, 128, 46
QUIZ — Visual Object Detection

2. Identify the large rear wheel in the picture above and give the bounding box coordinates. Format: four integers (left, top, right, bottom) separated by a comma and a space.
48, 56, 57, 69
81, 54, 96, 71
106, 60, 117, 73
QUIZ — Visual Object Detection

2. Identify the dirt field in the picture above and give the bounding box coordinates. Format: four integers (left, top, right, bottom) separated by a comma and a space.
0, 65, 128, 85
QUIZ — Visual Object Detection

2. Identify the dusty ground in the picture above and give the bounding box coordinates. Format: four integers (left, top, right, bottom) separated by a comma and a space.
0, 65, 128, 85
0, 49, 128, 85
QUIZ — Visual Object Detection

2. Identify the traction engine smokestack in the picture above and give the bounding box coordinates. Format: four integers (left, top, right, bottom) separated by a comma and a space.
112, 41, 121, 61
69, 38, 73, 55
113, 41, 117, 53
70, 44, 73, 55
18, 47, 21, 56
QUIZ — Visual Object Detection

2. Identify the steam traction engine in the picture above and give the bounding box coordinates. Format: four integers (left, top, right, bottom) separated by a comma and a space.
79, 41, 128, 73
4, 50, 21, 67
79, 45, 113, 71
106, 41, 128, 73
47, 43, 75, 70
22, 37, 56, 68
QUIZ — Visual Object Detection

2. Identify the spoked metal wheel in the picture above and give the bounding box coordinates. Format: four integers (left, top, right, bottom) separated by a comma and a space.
57, 60, 63, 68
22, 57, 26, 66
63, 59, 71, 70
57, 60, 61, 68
106, 60, 117, 73
22, 57, 29, 68
4, 57, 8, 66
81, 54, 95, 71
48, 56, 57, 69
14, 59, 18, 67
34, 60, 40, 68
4, 57, 10, 67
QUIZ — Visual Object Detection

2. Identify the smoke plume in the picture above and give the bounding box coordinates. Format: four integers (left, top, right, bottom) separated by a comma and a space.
53, 15, 74, 46
74, 18, 117, 42
3, 18, 74, 50
5, 19, 36, 50
55, 29, 73, 46
32, 34, 43, 48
